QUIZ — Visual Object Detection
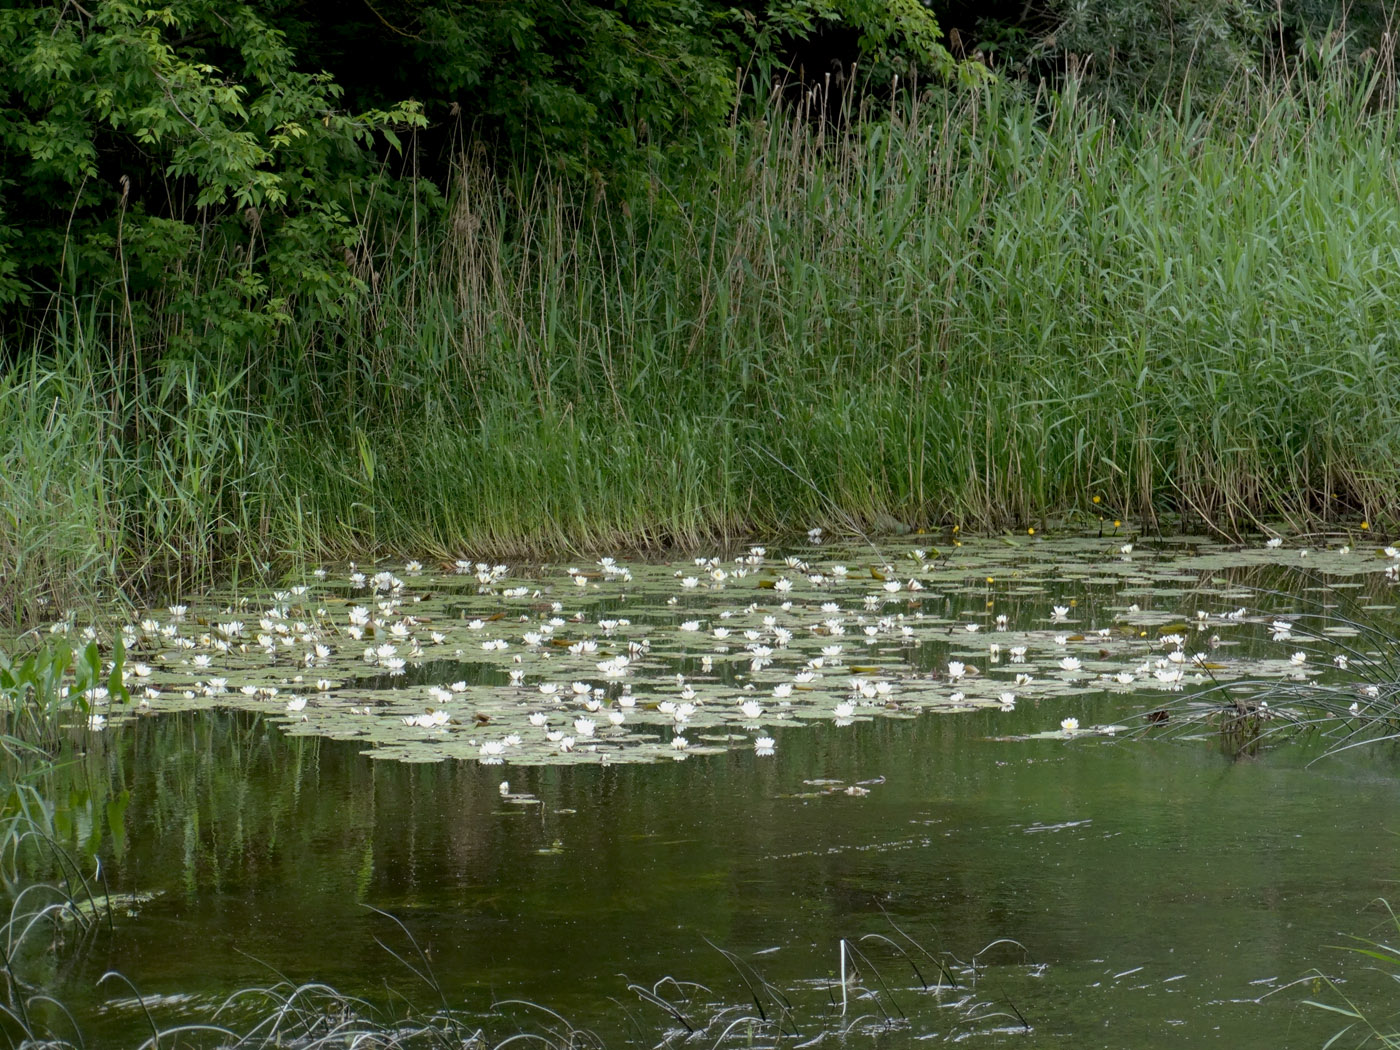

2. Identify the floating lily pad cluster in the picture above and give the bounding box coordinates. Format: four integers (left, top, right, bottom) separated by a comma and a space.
46, 533, 1395, 765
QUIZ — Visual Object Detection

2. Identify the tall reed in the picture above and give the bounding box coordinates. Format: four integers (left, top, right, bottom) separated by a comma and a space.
7, 44, 1400, 616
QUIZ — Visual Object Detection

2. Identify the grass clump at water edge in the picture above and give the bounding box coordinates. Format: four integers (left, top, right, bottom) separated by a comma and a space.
1307, 901, 1400, 1049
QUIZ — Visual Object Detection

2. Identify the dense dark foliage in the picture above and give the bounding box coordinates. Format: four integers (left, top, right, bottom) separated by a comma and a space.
0, 0, 957, 353
944, 0, 1391, 89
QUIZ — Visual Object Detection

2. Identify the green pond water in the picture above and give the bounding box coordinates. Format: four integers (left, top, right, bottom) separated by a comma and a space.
10, 533, 1400, 1047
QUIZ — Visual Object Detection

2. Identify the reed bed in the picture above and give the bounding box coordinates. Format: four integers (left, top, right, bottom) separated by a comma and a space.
6, 52, 1400, 614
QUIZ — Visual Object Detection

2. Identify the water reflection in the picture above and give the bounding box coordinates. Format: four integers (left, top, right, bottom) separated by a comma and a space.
24, 700, 1400, 1047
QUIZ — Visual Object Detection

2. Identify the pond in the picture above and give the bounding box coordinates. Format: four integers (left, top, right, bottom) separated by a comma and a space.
9, 532, 1400, 1047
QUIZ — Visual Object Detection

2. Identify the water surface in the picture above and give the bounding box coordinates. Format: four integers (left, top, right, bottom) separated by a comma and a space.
13, 533, 1400, 1047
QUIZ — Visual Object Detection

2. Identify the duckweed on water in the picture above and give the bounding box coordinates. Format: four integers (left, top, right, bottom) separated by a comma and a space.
35, 532, 1400, 766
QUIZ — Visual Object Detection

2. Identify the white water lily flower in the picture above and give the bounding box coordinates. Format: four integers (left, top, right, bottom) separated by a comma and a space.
999, 693, 1016, 710
286, 697, 308, 712
834, 701, 856, 719
1265, 537, 1283, 548
1335, 655, 1349, 669
754, 736, 776, 755
1058, 656, 1082, 672
573, 717, 596, 737
1060, 717, 1079, 732
947, 661, 966, 681
741, 700, 764, 719
671, 735, 690, 751
1290, 651, 1307, 666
